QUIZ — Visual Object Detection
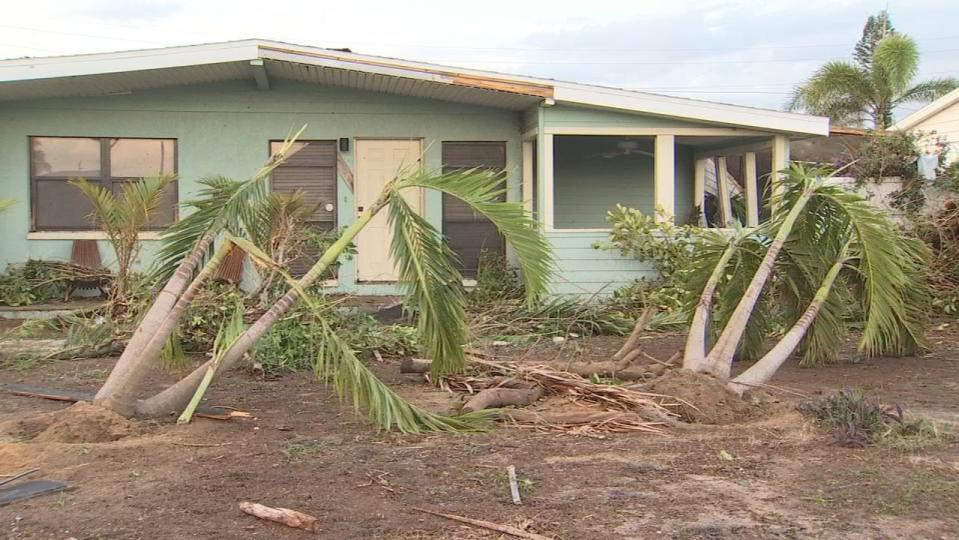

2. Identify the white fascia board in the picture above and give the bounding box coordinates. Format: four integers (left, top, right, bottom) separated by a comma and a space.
0, 40, 260, 82
552, 84, 830, 136
894, 87, 959, 131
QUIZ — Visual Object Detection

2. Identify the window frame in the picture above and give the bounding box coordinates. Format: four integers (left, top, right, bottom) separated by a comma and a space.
29, 135, 179, 232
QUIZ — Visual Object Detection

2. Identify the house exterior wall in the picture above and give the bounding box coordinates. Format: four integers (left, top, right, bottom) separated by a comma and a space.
0, 79, 523, 295
909, 101, 959, 164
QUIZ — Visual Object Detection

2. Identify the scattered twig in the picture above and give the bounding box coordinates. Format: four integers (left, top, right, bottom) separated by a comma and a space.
0, 469, 39, 488
413, 507, 554, 540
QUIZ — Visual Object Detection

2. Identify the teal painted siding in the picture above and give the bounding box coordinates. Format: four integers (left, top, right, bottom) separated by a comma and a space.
545, 231, 654, 296
0, 80, 523, 295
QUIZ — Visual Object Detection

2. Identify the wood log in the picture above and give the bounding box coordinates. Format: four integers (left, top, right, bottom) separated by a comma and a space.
239, 501, 319, 532
399, 358, 432, 373
506, 409, 640, 425
613, 307, 654, 361
414, 507, 555, 540
462, 386, 543, 412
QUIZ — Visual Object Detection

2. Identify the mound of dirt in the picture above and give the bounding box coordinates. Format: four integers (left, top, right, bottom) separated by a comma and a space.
33, 401, 138, 443
646, 370, 758, 424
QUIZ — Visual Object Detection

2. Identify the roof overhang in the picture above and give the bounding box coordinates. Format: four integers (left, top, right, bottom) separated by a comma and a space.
0, 39, 830, 135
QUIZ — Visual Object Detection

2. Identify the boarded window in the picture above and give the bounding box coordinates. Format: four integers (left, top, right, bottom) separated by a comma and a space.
441, 142, 507, 278
269, 140, 338, 276
30, 137, 177, 231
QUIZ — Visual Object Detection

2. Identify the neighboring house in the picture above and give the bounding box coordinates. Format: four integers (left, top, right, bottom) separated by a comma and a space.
0, 40, 828, 296
895, 87, 959, 164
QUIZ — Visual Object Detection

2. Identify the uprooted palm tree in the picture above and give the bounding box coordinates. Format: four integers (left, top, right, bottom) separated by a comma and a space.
70, 175, 175, 308
788, 12, 957, 129
681, 164, 928, 394
91, 133, 553, 432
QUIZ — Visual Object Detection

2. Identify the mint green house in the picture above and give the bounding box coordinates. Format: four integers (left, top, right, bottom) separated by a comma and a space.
0, 40, 829, 296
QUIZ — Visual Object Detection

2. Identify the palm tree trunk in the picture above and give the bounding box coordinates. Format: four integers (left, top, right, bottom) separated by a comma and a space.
94, 233, 216, 414
134, 191, 392, 418
700, 184, 816, 380
727, 252, 846, 395
683, 238, 739, 371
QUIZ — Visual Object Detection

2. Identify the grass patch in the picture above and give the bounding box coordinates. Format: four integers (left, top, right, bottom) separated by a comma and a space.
281, 439, 324, 462
811, 468, 959, 516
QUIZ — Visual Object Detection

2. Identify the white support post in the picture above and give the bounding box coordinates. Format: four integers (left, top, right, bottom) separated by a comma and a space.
694, 158, 706, 226
744, 151, 759, 227
541, 134, 554, 230
654, 135, 675, 223
522, 140, 534, 214
716, 156, 732, 227
771, 135, 789, 214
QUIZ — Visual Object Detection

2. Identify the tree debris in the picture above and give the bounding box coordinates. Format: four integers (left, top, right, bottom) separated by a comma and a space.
239, 501, 319, 532
413, 507, 554, 540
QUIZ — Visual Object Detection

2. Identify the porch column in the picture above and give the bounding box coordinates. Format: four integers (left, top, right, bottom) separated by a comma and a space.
694, 158, 706, 226
522, 140, 534, 214
654, 135, 675, 224
771, 135, 790, 214
744, 151, 759, 226
716, 156, 732, 227
539, 133, 555, 230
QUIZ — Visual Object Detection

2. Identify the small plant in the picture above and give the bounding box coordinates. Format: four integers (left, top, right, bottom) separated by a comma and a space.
467, 251, 523, 308
799, 387, 951, 450
281, 438, 324, 462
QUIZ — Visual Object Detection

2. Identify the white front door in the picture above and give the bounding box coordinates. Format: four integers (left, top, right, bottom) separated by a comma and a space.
355, 139, 423, 282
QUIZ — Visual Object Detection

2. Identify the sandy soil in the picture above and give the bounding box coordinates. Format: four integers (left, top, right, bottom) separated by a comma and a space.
1, 323, 958, 539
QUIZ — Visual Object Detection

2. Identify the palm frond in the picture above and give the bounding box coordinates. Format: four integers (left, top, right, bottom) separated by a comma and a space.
896, 78, 959, 105
816, 186, 929, 357
387, 191, 469, 376
787, 61, 872, 126
872, 34, 919, 95
399, 168, 554, 305
312, 315, 491, 432
151, 127, 305, 282
0, 199, 17, 213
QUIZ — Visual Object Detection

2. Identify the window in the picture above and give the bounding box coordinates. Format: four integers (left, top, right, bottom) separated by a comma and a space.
30, 136, 177, 231
441, 141, 507, 278
269, 140, 338, 276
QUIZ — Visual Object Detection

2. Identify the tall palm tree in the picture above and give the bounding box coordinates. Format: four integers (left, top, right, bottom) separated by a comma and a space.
682, 164, 928, 394
788, 17, 957, 129
93, 135, 554, 433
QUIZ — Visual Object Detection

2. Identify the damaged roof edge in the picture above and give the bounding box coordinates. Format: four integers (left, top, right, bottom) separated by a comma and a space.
0, 38, 829, 136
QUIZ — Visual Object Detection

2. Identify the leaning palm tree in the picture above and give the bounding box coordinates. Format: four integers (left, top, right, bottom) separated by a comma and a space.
681, 164, 928, 394
93, 134, 553, 433
788, 23, 957, 129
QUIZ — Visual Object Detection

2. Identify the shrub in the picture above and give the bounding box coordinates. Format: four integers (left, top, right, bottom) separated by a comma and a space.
799, 387, 951, 450
0, 260, 74, 306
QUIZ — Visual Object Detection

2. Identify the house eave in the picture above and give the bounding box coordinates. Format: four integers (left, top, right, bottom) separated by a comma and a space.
0, 38, 829, 135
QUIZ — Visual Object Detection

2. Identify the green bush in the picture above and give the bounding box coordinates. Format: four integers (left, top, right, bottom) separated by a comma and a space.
0, 260, 71, 306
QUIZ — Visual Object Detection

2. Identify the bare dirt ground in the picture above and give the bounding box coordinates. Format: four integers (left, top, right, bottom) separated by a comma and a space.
1, 324, 958, 539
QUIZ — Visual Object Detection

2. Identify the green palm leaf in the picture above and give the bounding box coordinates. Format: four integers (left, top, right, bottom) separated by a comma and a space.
398, 168, 554, 305
0, 199, 14, 212
151, 127, 305, 282
387, 191, 469, 376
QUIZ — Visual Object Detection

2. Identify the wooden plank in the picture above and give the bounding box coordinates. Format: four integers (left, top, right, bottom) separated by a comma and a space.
0, 480, 69, 507
694, 158, 706, 226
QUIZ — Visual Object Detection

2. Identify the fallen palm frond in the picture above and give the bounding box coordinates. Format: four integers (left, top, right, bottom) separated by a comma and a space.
444, 356, 679, 433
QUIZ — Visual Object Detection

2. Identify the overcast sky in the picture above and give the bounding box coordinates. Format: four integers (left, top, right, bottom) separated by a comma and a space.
1, 0, 955, 118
